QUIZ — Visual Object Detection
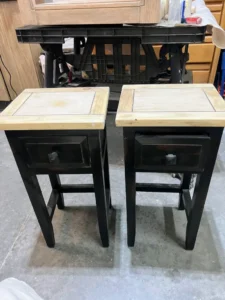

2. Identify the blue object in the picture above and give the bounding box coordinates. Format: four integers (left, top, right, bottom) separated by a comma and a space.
181, 0, 186, 23
220, 50, 225, 97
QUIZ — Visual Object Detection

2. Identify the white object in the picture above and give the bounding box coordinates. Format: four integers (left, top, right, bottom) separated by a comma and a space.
0, 278, 43, 300
157, 0, 225, 49
168, 0, 181, 24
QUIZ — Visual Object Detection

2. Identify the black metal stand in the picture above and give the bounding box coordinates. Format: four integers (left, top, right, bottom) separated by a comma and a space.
6, 128, 111, 248
123, 126, 223, 250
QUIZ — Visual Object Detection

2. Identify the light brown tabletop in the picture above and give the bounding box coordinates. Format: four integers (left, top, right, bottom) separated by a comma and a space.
0, 87, 109, 130
115, 84, 225, 127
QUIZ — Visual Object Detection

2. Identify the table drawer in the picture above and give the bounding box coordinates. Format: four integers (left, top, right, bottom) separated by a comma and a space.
134, 134, 210, 172
23, 136, 90, 170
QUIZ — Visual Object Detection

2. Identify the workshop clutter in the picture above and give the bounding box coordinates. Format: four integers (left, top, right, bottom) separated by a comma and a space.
163, 0, 198, 24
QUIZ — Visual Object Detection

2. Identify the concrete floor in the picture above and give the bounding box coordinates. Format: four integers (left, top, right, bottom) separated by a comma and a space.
1, 115, 225, 299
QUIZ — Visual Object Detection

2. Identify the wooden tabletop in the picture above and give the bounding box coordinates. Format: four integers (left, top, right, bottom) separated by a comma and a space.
0, 87, 109, 130
116, 84, 225, 127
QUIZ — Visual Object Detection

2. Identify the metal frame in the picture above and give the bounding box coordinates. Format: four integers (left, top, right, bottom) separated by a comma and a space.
123, 126, 223, 250
6, 128, 111, 248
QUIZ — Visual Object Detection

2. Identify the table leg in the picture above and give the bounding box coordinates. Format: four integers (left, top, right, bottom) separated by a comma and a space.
44, 51, 54, 88
89, 131, 109, 247
6, 132, 55, 247
178, 174, 192, 210
185, 128, 223, 250
124, 128, 136, 247
104, 143, 112, 209
49, 174, 65, 209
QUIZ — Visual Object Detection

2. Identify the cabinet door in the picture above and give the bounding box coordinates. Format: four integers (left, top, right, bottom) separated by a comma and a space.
20, 0, 161, 25
31, 0, 144, 9
0, 69, 10, 101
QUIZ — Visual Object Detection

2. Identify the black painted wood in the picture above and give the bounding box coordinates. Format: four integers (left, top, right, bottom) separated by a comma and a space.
136, 183, 181, 193
185, 127, 223, 250
182, 189, 192, 218
24, 136, 90, 170
123, 126, 223, 250
49, 174, 65, 209
59, 184, 95, 193
178, 174, 192, 210
89, 131, 109, 247
135, 134, 210, 173
6, 128, 111, 248
103, 128, 112, 209
6, 133, 55, 248
47, 190, 59, 220
124, 128, 136, 247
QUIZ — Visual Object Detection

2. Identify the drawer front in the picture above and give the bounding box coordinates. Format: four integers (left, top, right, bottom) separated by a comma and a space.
207, 3, 223, 12
192, 70, 210, 83
135, 135, 210, 172
212, 11, 222, 23
23, 136, 90, 170
153, 44, 214, 63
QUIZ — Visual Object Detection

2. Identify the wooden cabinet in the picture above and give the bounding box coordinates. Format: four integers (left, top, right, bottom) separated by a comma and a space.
0, 68, 10, 102
18, 0, 163, 25
0, 1, 41, 100
186, 0, 225, 83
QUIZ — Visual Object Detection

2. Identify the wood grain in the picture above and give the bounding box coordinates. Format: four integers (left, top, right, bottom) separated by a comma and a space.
186, 64, 211, 70
0, 2, 40, 99
212, 11, 222, 23
204, 35, 212, 43
91, 88, 109, 115
36, 7, 140, 24
140, 0, 161, 23
117, 89, 134, 113
116, 111, 225, 127
0, 69, 10, 101
18, 0, 162, 25
207, 2, 223, 11
1, 92, 31, 116
192, 70, 210, 83
0, 115, 106, 130
33, 0, 144, 9
123, 84, 214, 89
209, 0, 225, 83
203, 87, 225, 111
116, 84, 225, 127
0, 87, 109, 130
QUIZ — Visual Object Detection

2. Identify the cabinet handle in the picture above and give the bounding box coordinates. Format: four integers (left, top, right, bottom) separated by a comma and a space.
48, 151, 60, 164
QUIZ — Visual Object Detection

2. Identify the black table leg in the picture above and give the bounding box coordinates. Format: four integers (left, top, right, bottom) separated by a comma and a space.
178, 174, 192, 210
185, 128, 223, 250
89, 131, 109, 247
49, 174, 65, 209
169, 45, 183, 83
104, 142, 112, 209
6, 133, 55, 247
44, 51, 54, 88
124, 128, 136, 247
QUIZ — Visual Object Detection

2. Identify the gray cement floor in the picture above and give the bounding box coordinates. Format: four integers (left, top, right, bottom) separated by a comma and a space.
1, 115, 225, 299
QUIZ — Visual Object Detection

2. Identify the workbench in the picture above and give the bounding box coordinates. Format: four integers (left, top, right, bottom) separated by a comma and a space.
16, 24, 207, 110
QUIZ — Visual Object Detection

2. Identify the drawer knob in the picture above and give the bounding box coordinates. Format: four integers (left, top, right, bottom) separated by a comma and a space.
48, 151, 60, 164
165, 153, 177, 166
